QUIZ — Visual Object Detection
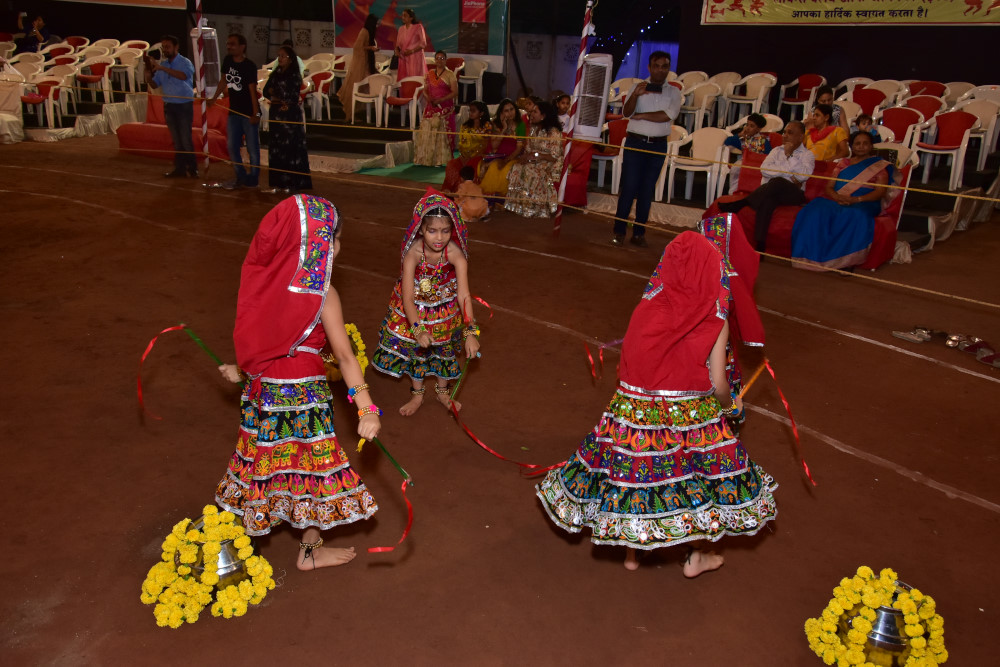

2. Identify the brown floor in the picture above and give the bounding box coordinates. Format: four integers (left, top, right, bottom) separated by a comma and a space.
2, 135, 999, 666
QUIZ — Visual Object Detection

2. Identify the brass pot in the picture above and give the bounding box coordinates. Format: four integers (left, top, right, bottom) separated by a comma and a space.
173, 516, 249, 590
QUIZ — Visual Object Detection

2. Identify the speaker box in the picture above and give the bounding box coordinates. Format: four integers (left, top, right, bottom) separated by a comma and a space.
481, 72, 507, 104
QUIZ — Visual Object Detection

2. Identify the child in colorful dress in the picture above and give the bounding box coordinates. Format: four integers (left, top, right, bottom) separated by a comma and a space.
215, 195, 381, 571
454, 166, 488, 223
372, 191, 481, 415
536, 215, 777, 574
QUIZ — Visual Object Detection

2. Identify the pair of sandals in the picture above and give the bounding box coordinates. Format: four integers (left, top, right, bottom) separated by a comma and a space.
892, 327, 1000, 368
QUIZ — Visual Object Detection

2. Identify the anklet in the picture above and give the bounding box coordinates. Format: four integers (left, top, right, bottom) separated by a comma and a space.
347, 383, 369, 403
410, 387, 426, 396
300, 537, 324, 567
435, 385, 450, 394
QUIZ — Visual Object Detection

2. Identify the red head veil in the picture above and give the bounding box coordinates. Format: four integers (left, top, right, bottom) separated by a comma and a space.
697, 213, 765, 347
234, 195, 341, 376
619, 232, 729, 393
399, 188, 469, 271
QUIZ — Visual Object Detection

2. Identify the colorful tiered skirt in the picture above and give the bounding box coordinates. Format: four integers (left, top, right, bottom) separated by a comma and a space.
215, 375, 378, 536
537, 384, 777, 550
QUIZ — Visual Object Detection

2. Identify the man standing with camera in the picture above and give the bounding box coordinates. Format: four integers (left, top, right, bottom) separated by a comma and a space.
143, 35, 198, 178
211, 33, 260, 190
16, 13, 50, 53
611, 51, 681, 248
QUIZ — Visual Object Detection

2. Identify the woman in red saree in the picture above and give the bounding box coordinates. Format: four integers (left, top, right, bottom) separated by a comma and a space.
215, 195, 382, 571
536, 222, 776, 574
413, 50, 458, 166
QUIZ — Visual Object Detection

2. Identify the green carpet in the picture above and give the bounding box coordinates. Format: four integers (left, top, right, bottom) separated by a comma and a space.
359, 163, 446, 184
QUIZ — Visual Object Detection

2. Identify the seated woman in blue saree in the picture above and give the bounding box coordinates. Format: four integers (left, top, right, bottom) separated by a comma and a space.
791, 132, 891, 270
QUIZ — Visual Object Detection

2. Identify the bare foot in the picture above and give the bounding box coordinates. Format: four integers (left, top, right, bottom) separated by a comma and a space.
435, 388, 460, 411
624, 548, 639, 571
682, 549, 724, 578
400, 392, 424, 416
297, 546, 357, 571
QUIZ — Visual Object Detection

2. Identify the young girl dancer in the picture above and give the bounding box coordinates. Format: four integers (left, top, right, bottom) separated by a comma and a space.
372, 192, 481, 415
215, 195, 381, 571
536, 219, 776, 574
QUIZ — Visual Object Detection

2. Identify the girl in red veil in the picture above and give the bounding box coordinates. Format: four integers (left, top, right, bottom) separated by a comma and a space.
536, 223, 777, 574
215, 195, 382, 571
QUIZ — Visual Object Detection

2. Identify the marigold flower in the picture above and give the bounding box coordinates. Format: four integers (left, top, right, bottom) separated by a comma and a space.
856, 566, 874, 579
905, 623, 924, 637
219, 511, 236, 524
202, 505, 219, 515
910, 636, 927, 650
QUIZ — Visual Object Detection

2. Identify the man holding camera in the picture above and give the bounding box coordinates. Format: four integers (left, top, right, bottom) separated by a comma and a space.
143, 35, 198, 178
16, 13, 50, 53
612, 51, 681, 248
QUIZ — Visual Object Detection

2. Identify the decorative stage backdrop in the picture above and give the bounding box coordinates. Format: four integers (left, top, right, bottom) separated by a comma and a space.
54, 0, 185, 7
701, 0, 1000, 25
333, 0, 508, 56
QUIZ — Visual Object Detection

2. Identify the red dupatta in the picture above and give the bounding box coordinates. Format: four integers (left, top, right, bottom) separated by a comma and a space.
619, 232, 729, 393
399, 189, 469, 271
697, 213, 765, 348
234, 195, 341, 377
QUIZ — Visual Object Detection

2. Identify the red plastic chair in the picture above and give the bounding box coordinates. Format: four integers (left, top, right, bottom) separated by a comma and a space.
384, 76, 423, 128
44, 45, 74, 59
76, 57, 114, 103
305, 71, 334, 119
907, 81, 947, 98
21, 77, 62, 128
850, 88, 887, 116
446, 57, 464, 76
65, 36, 89, 51
593, 117, 629, 190
777, 73, 825, 120
0, 32, 13, 42
905, 95, 946, 122
879, 107, 923, 148
914, 110, 979, 190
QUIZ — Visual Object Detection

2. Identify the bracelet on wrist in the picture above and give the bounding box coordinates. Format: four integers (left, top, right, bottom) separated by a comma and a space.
412, 322, 429, 337
463, 322, 481, 339
358, 404, 383, 418
347, 383, 369, 404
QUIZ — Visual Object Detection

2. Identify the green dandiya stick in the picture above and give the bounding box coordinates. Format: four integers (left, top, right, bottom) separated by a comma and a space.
372, 437, 412, 483
449, 358, 473, 401
181, 323, 225, 366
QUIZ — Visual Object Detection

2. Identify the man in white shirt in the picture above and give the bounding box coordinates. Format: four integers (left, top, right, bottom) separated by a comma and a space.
612, 51, 682, 248
719, 120, 815, 251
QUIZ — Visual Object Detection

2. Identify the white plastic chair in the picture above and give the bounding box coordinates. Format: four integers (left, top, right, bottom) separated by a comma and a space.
302, 58, 332, 75
957, 84, 1000, 105
77, 56, 115, 104
872, 125, 895, 143
593, 117, 629, 192
305, 71, 336, 119
944, 81, 975, 106
332, 54, 351, 93
834, 100, 862, 127
383, 75, 424, 128
375, 53, 392, 74
38, 42, 74, 59
953, 99, 1000, 171
308, 52, 337, 64
24, 75, 64, 128
912, 110, 980, 191
776, 74, 826, 120
660, 126, 726, 205
458, 59, 487, 103
350, 73, 391, 126
111, 49, 143, 93
678, 81, 720, 132
707, 71, 742, 125
122, 40, 150, 52
0, 41, 15, 60
652, 124, 690, 200
12, 61, 41, 79
836, 77, 873, 97
92, 38, 120, 50
64, 36, 90, 51
12, 52, 44, 66
874, 106, 924, 149
722, 73, 776, 124
608, 77, 642, 114
865, 80, 906, 106
676, 71, 708, 89
46, 63, 79, 114
77, 46, 111, 60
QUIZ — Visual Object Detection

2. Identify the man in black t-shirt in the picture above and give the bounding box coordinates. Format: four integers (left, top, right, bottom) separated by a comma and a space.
211, 33, 260, 189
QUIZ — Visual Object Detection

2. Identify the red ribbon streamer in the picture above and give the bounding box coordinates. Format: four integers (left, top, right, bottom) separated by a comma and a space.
449, 403, 565, 477
368, 479, 413, 553
138, 324, 189, 420
472, 295, 493, 319
583, 343, 604, 381
764, 360, 817, 487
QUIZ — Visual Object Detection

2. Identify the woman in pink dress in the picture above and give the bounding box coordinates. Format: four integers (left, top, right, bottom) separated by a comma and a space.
394, 8, 427, 82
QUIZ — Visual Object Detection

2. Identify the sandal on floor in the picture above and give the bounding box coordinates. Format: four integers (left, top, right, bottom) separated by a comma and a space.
892, 327, 940, 343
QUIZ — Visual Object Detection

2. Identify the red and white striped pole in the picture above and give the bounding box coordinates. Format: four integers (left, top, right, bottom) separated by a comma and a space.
553, 0, 596, 237
195, 0, 208, 175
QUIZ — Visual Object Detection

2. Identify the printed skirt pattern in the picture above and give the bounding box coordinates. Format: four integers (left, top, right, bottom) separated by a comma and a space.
215, 375, 377, 536
537, 385, 777, 550
371, 264, 464, 381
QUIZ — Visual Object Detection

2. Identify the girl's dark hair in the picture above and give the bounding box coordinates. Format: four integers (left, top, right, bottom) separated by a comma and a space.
435, 50, 447, 59
534, 101, 563, 132
814, 103, 833, 122
494, 98, 516, 126
553, 93, 570, 105
464, 101, 489, 128
403, 8, 419, 23
364, 14, 379, 40
815, 85, 834, 98
278, 45, 297, 61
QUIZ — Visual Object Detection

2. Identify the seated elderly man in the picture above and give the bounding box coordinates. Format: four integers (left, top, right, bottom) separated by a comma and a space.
718, 120, 815, 252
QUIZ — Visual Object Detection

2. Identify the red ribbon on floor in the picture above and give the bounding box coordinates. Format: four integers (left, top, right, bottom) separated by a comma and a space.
472, 295, 493, 319
764, 360, 817, 487
449, 402, 566, 477
138, 324, 189, 420
584, 343, 604, 381
368, 478, 413, 553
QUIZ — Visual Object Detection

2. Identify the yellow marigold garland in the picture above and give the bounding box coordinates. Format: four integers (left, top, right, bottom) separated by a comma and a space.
322, 323, 369, 383
140, 505, 276, 627
804, 567, 947, 667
